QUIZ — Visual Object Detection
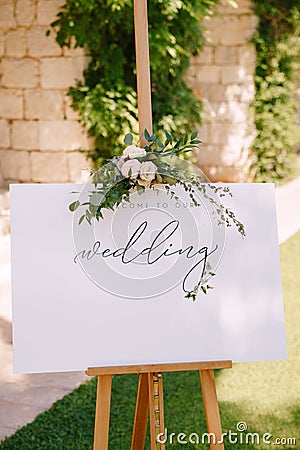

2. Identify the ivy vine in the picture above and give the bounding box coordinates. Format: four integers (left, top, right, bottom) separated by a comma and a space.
251, 0, 300, 183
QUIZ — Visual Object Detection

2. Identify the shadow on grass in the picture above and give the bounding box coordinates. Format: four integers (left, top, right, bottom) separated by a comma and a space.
0, 370, 298, 449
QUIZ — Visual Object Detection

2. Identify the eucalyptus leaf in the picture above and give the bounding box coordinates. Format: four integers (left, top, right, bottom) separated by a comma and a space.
69, 200, 80, 212
144, 129, 151, 141
124, 133, 133, 145
90, 193, 103, 206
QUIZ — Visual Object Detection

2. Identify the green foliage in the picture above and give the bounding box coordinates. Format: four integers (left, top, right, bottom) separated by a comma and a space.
50, 0, 219, 167
252, 0, 300, 182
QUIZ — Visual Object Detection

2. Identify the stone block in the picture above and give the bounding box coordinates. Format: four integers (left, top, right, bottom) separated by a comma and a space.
64, 95, 80, 120
40, 57, 87, 89
209, 124, 235, 145
16, 0, 35, 26
211, 101, 248, 123
219, 17, 257, 46
0, 187, 10, 210
197, 123, 210, 144
0, 150, 31, 182
39, 120, 88, 151
197, 145, 220, 166
37, 0, 65, 26
30, 151, 69, 182
12, 121, 38, 150
67, 151, 91, 183
1, 59, 39, 89
214, 46, 237, 65
25, 90, 64, 120
196, 84, 227, 102
27, 26, 62, 57
0, 1, 16, 28
0, 216, 10, 235
192, 46, 214, 65
63, 45, 87, 57
220, 145, 244, 166
224, 84, 243, 100
221, 65, 248, 84
0, 120, 10, 148
237, 46, 256, 69
5, 30, 27, 58
0, 90, 23, 119
196, 66, 221, 84
215, 165, 251, 182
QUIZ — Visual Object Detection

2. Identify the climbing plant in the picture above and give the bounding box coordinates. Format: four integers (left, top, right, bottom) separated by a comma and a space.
252, 0, 300, 182
50, 0, 220, 167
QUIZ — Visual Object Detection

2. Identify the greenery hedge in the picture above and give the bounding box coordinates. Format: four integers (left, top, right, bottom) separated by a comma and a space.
251, 0, 300, 182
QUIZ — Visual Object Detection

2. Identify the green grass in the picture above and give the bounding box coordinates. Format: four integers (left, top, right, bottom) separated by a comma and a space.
1, 232, 300, 449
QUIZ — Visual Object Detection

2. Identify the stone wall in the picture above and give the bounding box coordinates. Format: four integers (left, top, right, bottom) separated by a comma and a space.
0, 0, 91, 185
187, 0, 257, 182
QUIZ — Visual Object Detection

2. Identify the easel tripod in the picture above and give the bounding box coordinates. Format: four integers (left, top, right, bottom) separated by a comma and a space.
86, 361, 232, 450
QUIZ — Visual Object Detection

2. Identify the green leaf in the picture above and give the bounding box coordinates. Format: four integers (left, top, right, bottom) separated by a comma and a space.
191, 131, 198, 140
90, 193, 103, 206
69, 200, 80, 212
164, 131, 172, 143
78, 215, 85, 225
144, 129, 151, 141
124, 133, 133, 145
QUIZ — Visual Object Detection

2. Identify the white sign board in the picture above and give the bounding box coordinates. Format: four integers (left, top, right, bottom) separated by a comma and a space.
10, 183, 287, 373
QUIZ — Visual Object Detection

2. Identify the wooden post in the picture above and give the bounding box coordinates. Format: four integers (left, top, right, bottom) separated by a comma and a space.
200, 369, 224, 450
131, 373, 149, 450
93, 375, 112, 450
133, 0, 153, 141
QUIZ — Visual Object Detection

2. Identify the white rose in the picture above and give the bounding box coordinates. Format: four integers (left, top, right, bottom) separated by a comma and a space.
123, 144, 146, 159
121, 159, 141, 179
139, 161, 157, 183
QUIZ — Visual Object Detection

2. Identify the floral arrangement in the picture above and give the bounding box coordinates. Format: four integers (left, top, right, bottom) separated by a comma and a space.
69, 129, 245, 300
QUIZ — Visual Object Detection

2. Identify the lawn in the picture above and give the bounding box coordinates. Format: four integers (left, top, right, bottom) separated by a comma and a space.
1, 231, 299, 450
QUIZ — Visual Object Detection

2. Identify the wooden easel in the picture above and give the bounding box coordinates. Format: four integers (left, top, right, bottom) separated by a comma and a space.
86, 361, 232, 450
86, 1, 232, 448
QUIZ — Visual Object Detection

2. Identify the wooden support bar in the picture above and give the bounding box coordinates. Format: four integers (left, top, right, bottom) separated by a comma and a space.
86, 360, 232, 376
148, 373, 157, 450
200, 369, 224, 450
133, 0, 152, 141
131, 373, 149, 450
93, 375, 112, 450
157, 374, 165, 450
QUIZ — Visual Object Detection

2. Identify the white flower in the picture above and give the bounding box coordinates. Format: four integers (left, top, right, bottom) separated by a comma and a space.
121, 159, 141, 179
139, 161, 157, 183
123, 144, 146, 159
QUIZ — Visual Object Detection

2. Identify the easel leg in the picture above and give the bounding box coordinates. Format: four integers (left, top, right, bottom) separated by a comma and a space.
200, 369, 225, 450
93, 374, 112, 450
131, 373, 149, 450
